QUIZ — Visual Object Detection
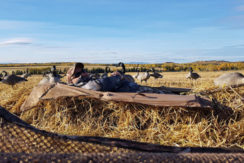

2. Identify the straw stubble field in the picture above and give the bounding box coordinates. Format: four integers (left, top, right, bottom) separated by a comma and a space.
0, 69, 243, 149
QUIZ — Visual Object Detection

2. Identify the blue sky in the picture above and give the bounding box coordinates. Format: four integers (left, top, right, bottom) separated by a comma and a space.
0, 0, 244, 63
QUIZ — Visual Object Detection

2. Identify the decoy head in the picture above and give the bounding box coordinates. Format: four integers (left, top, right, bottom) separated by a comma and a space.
105, 66, 111, 73
2, 71, 8, 77
117, 62, 125, 74
189, 67, 193, 72
117, 62, 124, 67
151, 68, 155, 72
51, 65, 56, 72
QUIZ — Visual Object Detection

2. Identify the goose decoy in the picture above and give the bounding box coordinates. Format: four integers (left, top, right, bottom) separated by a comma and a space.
38, 66, 61, 85
0, 71, 27, 87
20, 68, 31, 79
214, 72, 244, 87
117, 62, 134, 82
186, 67, 200, 80
136, 69, 151, 83
101, 66, 111, 78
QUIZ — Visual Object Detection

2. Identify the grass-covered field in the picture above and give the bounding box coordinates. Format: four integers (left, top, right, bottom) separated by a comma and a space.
0, 67, 243, 149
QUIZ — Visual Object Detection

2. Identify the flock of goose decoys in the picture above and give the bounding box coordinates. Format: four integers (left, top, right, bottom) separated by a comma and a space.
1, 63, 244, 89
20, 68, 31, 79
0, 70, 27, 87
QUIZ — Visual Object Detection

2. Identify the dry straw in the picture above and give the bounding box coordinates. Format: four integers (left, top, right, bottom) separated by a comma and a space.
0, 71, 243, 149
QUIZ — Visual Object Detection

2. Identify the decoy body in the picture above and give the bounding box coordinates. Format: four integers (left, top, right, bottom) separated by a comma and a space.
38, 65, 61, 85
186, 67, 200, 80
20, 68, 31, 79
133, 69, 139, 79
136, 70, 151, 83
0, 71, 27, 86
214, 72, 244, 87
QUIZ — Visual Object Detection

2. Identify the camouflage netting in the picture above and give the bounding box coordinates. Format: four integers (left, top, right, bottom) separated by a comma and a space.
0, 106, 244, 162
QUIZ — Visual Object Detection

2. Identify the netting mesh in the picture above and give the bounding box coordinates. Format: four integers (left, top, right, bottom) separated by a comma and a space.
0, 107, 244, 162
0, 117, 130, 154
1, 153, 244, 163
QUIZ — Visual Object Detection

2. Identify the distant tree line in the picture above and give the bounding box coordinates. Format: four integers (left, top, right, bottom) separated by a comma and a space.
3, 61, 244, 75
128, 62, 244, 72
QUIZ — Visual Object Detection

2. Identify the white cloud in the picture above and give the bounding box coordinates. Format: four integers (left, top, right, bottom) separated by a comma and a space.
0, 38, 33, 46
